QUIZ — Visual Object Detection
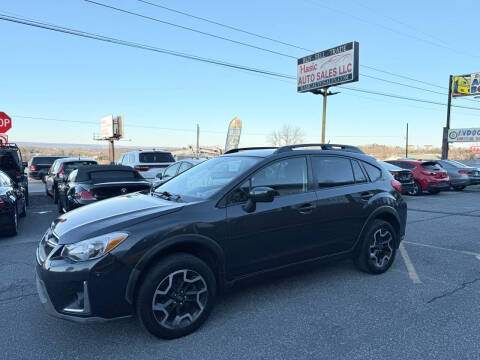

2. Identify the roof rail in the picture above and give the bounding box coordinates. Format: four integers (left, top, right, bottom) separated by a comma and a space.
275, 143, 364, 154
224, 147, 277, 154
0, 143, 20, 150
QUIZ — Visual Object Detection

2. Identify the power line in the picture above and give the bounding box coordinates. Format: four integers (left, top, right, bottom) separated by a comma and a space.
136, 0, 312, 53
2, 13, 480, 113
85, 0, 296, 60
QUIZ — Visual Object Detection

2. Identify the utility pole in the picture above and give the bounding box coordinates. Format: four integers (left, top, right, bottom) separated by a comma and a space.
441, 75, 453, 159
313, 87, 339, 143
405, 122, 409, 158
108, 139, 115, 164
196, 124, 200, 158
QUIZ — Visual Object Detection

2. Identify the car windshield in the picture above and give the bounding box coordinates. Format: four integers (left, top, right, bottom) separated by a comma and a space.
422, 162, 442, 171
154, 156, 261, 200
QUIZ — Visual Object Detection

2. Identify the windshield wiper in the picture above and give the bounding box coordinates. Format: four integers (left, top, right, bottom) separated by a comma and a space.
153, 191, 182, 202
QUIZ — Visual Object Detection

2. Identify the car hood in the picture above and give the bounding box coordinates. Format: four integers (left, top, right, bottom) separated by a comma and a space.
52, 192, 184, 244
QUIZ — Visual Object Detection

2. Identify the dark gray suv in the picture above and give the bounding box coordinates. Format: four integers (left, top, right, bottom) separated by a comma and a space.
36, 144, 407, 339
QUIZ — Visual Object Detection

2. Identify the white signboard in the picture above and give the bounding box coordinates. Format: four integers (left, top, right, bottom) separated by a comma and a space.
101, 115, 114, 138
448, 128, 480, 142
297, 41, 359, 93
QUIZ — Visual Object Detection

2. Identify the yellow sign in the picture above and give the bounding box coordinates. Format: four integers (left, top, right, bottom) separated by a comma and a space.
452, 73, 480, 97
225, 117, 242, 152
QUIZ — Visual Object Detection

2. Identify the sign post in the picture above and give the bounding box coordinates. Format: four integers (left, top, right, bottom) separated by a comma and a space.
442, 72, 480, 159
297, 41, 359, 143
95, 114, 124, 163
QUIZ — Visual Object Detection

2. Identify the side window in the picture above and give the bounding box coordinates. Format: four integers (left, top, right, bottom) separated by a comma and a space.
312, 156, 354, 188
250, 157, 308, 196
129, 154, 135, 163
52, 161, 60, 174
179, 162, 193, 174
352, 160, 368, 183
164, 163, 180, 178
363, 163, 382, 182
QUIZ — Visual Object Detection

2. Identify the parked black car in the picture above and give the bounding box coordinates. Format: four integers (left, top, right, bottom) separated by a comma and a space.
0, 170, 27, 236
36, 144, 407, 339
29, 155, 67, 181
152, 158, 206, 188
379, 161, 414, 194
45, 158, 97, 203
57, 165, 152, 213
0, 143, 29, 205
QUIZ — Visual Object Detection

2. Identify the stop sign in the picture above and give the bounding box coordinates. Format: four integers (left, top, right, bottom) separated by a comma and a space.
0, 112, 12, 133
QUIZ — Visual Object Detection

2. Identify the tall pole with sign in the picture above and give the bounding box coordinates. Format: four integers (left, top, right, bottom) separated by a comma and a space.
441, 75, 453, 159
297, 42, 359, 143
94, 114, 124, 163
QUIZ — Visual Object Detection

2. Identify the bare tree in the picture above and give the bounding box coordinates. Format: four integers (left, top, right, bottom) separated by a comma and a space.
268, 125, 305, 146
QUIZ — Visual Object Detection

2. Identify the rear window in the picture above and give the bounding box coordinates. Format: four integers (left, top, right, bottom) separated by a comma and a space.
421, 162, 442, 171
32, 157, 62, 165
90, 171, 137, 180
395, 162, 416, 170
381, 162, 401, 171
0, 154, 19, 170
139, 152, 174, 163
312, 156, 354, 188
63, 161, 97, 172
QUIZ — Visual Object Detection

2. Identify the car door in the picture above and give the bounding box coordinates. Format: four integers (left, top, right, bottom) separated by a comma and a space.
46, 161, 59, 193
311, 156, 374, 255
224, 156, 318, 277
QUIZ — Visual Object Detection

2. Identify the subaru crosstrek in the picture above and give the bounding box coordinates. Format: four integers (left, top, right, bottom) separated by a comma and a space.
36, 144, 407, 339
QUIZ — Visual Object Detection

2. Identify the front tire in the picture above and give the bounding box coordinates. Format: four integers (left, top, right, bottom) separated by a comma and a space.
408, 181, 422, 196
136, 253, 216, 339
354, 219, 397, 274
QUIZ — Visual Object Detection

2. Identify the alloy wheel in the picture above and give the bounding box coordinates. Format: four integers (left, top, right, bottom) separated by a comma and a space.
151, 269, 208, 329
368, 228, 394, 269
408, 182, 419, 196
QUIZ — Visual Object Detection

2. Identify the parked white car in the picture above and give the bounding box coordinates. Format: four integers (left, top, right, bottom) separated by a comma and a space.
117, 150, 175, 181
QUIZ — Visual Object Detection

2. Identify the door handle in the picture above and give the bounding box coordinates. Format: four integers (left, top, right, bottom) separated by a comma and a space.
360, 191, 374, 200
297, 203, 315, 214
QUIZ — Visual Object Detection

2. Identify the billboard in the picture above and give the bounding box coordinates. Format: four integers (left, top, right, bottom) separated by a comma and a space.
452, 73, 480, 97
101, 114, 124, 139
101, 115, 114, 138
297, 41, 359, 93
225, 117, 242, 152
448, 128, 480, 142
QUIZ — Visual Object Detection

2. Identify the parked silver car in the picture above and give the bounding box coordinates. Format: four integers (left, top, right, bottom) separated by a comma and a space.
428, 159, 480, 190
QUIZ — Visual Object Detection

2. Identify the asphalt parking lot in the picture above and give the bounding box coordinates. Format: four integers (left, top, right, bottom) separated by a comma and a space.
1, 186, 479, 360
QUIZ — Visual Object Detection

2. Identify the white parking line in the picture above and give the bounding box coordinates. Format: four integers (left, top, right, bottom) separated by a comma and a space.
399, 243, 422, 284
404, 241, 480, 260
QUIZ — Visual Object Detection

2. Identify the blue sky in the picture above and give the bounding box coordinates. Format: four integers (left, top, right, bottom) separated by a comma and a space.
1, 0, 479, 148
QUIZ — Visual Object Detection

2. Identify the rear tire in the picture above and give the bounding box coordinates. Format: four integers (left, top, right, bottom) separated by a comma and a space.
408, 181, 422, 196
354, 219, 397, 274
136, 253, 216, 339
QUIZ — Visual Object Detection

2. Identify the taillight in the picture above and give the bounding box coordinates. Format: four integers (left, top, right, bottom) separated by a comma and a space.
57, 165, 65, 178
30, 165, 37, 171
391, 180, 402, 193
75, 189, 95, 200
459, 170, 472, 175
134, 166, 149, 172
0, 198, 4, 208
421, 171, 435, 176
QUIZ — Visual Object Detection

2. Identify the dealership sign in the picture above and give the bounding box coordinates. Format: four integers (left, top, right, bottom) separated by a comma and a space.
225, 117, 242, 152
471, 146, 480, 154
448, 128, 480, 142
452, 73, 480, 97
297, 41, 359, 93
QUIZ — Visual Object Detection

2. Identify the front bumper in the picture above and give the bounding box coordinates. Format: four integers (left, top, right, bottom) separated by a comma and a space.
35, 238, 133, 322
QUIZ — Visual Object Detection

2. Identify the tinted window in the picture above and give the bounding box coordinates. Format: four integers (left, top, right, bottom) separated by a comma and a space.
380, 161, 401, 171
164, 163, 180, 178
364, 163, 382, 182
63, 161, 97, 173
90, 171, 136, 180
395, 162, 416, 170
179, 162, 193, 173
421, 162, 442, 171
0, 154, 18, 171
313, 157, 354, 187
352, 160, 368, 183
140, 152, 175, 163
31, 157, 61, 166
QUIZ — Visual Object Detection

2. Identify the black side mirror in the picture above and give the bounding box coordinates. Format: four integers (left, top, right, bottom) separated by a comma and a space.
243, 186, 276, 212
22, 162, 28, 168
156, 173, 163, 180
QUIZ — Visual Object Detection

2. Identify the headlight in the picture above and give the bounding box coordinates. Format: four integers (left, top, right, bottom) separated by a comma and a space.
61, 232, 128, 262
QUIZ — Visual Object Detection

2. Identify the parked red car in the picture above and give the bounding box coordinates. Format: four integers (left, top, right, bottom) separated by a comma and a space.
386, 160, 450, 195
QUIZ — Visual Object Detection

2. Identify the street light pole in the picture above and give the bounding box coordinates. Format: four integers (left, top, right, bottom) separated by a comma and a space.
441, 75, 453, 160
